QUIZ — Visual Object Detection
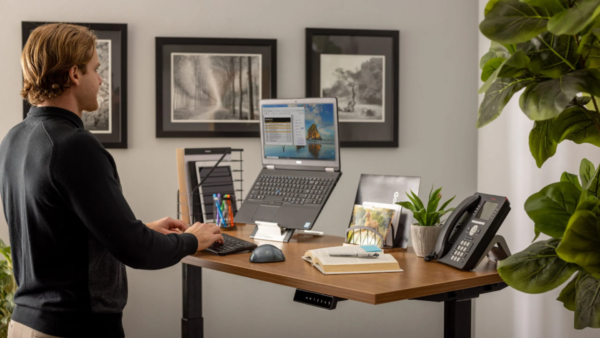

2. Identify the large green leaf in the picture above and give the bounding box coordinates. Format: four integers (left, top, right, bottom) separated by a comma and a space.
481, 57, 506, 81
585, 160, 600, 196
480, 50, 531, 94
499, 50, 531, 77
477, 77, 532, 128
556, 210, 600, 278
579, 28, 600, 70
525, 182, 580, 238
480, 0, 550, 44
574, 272, 600, 329
580, 158, 597, 189
557, 273, 579, 311
485, 0, 503, 15
498, 238, 578, 293
519, 32, 577, 78
519, 69, 600, 121
529, 119, 558, 167
548, 0, 600, 35
561, 171, 583, 191
521, 0, 569, 14
553, 106, 600, 146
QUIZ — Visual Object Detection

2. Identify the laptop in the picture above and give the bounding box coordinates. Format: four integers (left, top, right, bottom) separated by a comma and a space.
235, 97, 342, 232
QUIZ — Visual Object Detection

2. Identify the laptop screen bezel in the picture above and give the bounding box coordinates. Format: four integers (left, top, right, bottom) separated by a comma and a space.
259, 97, 340, 170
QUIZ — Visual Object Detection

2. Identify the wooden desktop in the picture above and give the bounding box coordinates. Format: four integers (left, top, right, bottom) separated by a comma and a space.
181, 223, 506, 338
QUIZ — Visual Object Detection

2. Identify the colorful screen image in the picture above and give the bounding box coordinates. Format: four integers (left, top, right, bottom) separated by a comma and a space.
347, 204, 396, 248
262, 103, 336, 160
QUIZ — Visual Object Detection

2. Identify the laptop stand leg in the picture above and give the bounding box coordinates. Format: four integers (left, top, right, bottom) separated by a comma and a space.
182, 264, 203, 338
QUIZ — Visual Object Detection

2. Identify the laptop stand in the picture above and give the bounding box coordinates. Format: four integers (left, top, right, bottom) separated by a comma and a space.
250, 221, 296, 242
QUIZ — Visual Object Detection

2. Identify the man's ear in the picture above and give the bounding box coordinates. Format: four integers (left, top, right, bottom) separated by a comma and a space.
69, 65, 81, 86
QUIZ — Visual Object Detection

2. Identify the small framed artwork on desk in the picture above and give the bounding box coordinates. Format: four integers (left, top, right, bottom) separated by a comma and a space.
22, 22, 128, 148
156, 37, 277, 138
306, 28, 399, 147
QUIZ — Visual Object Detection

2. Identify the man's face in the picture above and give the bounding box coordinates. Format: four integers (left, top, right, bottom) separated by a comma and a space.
76, 47, 102, 112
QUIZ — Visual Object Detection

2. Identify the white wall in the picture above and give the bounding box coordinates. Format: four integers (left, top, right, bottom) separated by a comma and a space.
0, 0, 480, 337
476, 0, 600, 337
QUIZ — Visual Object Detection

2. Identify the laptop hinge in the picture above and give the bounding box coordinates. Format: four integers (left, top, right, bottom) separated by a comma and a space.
266, 165, 275, 170
325, 168, 335, 172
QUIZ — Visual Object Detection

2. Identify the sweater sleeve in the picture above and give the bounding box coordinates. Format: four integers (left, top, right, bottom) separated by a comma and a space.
50, 130, 198, 270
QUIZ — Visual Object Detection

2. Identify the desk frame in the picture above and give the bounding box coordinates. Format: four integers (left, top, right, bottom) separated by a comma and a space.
181, 263, 506, 338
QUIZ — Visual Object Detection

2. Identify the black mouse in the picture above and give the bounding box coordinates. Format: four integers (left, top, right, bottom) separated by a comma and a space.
250, 244, 285, 263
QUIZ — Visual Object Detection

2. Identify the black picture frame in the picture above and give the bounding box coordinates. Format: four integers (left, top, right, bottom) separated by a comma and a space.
306, 28, 399, 148
156, 37, 277, 138
21, 21, 128, 148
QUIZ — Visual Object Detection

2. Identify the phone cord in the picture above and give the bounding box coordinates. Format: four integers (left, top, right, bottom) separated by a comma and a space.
424, 253, 435, 262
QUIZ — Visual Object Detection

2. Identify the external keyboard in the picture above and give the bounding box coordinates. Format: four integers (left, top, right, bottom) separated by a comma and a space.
248, 175, 334, 205
205, 233, 258, 256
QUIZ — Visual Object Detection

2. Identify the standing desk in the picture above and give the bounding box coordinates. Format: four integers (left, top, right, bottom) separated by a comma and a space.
181, 224, 506, 338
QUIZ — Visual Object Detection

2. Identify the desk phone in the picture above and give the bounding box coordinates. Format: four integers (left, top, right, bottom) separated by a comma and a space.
425, 193, 511, 271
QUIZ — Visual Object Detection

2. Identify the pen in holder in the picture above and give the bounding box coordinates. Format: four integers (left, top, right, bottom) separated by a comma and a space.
214, 193, 236, 231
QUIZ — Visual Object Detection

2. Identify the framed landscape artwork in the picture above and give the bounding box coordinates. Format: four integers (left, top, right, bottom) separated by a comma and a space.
306, 28, 399, 147
22, 22, 128, 148
156, 37, 277, 138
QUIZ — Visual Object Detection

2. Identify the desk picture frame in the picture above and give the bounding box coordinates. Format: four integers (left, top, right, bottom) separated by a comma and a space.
156, 37, 277, 138
306, 28, 399, 148
21, 21, 128, 148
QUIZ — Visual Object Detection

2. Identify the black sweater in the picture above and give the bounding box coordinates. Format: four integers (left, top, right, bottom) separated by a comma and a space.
0, 106, 198, 337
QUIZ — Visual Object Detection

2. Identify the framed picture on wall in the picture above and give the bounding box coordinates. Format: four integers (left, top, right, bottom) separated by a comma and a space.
306, 28, 399, 147
21, 21, 128, 148
156, 37, 277, 138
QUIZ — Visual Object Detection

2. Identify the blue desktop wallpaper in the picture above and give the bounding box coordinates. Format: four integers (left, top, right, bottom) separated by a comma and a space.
263, 103, 336, 160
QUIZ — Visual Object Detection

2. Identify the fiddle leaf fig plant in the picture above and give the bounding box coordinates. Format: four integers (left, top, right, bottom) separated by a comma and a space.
479, 0, 600, 168
479, 0, 600, 330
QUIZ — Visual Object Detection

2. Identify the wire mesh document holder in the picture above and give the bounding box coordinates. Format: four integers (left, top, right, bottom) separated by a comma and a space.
176, 149, 244, 226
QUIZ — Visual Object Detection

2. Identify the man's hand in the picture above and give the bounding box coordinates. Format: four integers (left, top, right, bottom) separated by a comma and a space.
185, 223, 224, 251
146, 217, 189, 235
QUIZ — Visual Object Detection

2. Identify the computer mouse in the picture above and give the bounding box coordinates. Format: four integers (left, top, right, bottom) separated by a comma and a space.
250, 244, 285, 263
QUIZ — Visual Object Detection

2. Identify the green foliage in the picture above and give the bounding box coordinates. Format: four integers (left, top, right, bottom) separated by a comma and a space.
498, 158, 600, 329
396, 186, 455, 226
0, 240, 15, 338
479, 0, 600, 167
498, 239, 578, 293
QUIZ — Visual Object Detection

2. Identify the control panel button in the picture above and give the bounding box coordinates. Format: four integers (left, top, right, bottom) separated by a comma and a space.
469, 225, 479, 236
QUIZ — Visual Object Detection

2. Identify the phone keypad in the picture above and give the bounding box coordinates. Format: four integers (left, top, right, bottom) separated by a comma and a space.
450, 238, 474, 262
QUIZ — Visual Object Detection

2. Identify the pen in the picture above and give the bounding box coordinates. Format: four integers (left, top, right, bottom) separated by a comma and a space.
215, 201, 225, 227
213, 194, 220, 225
329, 253, 380, 258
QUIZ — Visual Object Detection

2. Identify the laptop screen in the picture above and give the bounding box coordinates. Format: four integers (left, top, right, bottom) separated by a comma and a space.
261, 103, 336, 161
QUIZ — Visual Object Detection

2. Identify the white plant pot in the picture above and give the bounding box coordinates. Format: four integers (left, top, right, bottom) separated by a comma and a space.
411, 223, 443, 257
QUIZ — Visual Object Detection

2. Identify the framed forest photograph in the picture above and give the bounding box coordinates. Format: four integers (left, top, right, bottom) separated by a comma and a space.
156, 37, 277, 138
306, 28, 399, 147
22, 21, 128, 148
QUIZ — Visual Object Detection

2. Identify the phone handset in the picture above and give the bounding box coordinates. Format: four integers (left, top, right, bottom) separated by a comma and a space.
424, 194, 481, 262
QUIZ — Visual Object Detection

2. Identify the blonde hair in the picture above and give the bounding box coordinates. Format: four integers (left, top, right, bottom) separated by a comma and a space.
21, 23, 96, 105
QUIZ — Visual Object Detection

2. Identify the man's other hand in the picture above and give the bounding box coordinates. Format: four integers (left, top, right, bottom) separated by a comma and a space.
185, 223, 224, 251
146, 217, 189, 235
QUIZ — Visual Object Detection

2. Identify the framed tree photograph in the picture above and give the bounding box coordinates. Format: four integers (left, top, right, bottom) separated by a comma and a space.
22, 22, 128, 148
306, 28, 399, 147
156, 37, 277, 138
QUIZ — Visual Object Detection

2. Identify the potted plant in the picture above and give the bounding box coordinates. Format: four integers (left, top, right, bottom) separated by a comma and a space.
479, 0, 600, 329
397, 187, 455, 257
0, 240, 15, 338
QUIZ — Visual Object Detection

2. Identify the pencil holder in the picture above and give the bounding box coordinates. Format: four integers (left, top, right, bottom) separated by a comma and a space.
213, 194, 237, 231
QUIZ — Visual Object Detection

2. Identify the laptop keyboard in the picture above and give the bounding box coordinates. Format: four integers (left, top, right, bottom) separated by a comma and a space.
248, 175, 334, 205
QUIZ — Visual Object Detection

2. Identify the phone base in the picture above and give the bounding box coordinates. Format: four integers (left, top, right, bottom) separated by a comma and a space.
477, 234, 511, 267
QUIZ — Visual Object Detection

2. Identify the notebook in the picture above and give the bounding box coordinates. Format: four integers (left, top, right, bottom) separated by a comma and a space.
302, 246, 402, 275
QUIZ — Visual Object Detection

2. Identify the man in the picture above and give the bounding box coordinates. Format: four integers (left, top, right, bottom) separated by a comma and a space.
0, 23, 224, 338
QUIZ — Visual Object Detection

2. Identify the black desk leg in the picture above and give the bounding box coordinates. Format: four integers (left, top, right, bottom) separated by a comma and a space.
182, 263, 203, 338
444, 299, 471, 338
